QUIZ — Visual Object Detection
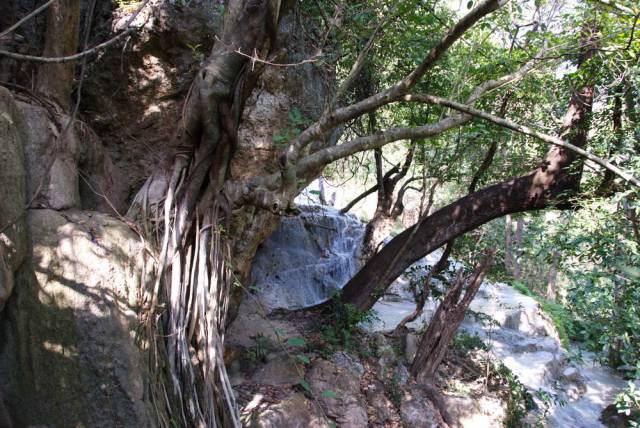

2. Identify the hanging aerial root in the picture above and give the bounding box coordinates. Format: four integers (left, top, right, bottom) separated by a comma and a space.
135, 174, 241, 427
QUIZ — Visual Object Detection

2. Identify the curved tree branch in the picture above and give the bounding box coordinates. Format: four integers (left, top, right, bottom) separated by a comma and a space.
406, 93, 640, 187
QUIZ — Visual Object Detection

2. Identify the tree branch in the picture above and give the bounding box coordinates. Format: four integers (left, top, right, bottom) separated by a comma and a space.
0, 0, 55, 40
405, 93, 640, 187
0, 0, 150, 63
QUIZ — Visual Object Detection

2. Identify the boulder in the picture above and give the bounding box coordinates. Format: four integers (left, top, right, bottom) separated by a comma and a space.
601, 403, 640, 428
443, 394, 506, 427
245, 392, 328, 428
0, 87, 28, 311
251, 354, 302, 386
399, 385, 441, 428
0, 209, 154, 427
18, 101, 127, 214
19, 102, 81, 210
306, 355, 367, 427
405, 331, 420, 364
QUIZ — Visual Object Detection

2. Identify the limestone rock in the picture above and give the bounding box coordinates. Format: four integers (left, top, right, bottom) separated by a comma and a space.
0, 209, 154, 427
19, 102, 80, 210
405, 331, 420, 364
306, 356, 367, 427
399, 385, 441, 428
0, 87, 28, 310
443, 394, 506, 428
364, 380, 399, 425
246, 392, 328, 428
251, 354, 302, 386
226, 298, 301, 348
601, 403, 639, 428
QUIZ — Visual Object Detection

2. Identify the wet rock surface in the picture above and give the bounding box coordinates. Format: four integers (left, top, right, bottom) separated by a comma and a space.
251, 205, 364, 310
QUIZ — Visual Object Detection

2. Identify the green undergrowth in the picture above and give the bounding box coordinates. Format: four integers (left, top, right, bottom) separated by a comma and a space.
510, 281, 573, 348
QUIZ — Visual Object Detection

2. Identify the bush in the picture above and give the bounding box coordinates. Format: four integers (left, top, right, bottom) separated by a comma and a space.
321, 292, 378, 352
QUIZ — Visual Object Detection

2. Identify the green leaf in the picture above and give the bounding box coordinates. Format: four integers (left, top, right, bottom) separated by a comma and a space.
298, 378, 312, 393
322, 389, 338, 399
287, 337, 306, 347
296, 354, 311, 364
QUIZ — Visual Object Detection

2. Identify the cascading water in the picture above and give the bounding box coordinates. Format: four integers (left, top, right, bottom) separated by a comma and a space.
250, 204, 365, 310
251, 205, 636, 426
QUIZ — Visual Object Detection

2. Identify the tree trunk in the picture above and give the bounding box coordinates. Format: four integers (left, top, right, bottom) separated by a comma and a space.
546, 249, 559, 301
342, 73, 595, 310
513, 216, 524, 280
504, 214, 513, 273
359, 143, 416, 261
36, 0, 80, 108
410, 250, 494, 383
394, 241, 452, 333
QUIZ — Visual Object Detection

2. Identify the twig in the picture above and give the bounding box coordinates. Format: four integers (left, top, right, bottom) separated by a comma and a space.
214, 35, 321, 67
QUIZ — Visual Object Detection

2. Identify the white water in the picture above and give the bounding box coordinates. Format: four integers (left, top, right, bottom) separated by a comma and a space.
371, 248, 634, 427
252, 205, 635, 427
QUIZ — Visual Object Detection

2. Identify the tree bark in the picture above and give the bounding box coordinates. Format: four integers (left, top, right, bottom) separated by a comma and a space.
410, 250, 494, 383
504, 214, 513, 274
36, 0, 80, 108
513, 216, 524, 280
360, 142, 416, 261
546, 249, 559, 301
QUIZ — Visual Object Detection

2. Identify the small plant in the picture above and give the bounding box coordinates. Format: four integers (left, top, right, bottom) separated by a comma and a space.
186, 42, 205, 63
114, 0, 141, 13
386, 373, 403, 408
614, 381, 640, 426
321, 291, 378, 352
451, 331, 488, 356
272, 107, 310, 148
489, 362, 534, 427
535, 389, 566, 419
245, 334, 274, 366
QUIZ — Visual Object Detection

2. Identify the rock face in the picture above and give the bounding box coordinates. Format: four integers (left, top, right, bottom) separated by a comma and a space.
0, 87, 28, 311
18, 101, 127, 214
251, 205, 364, 310
0, 209, 153, 427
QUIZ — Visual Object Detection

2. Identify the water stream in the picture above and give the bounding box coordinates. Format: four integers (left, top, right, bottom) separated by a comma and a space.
251, 204, 634, 427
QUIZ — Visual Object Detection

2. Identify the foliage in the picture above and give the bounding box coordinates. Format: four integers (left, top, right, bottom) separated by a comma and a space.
320, 292, 378, 352
490, 362, 535, 428
244, 334, 275, 366
451, 331, 488, 357
614, 381, 640, 426
555, 196, 640, 371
